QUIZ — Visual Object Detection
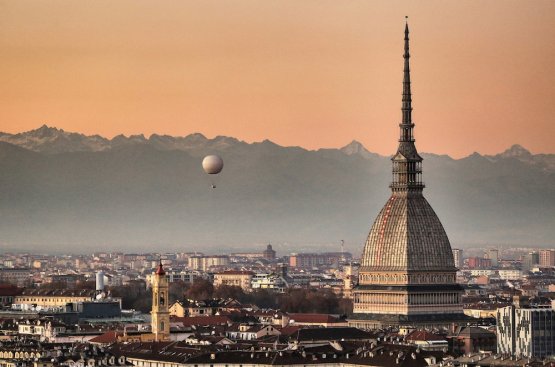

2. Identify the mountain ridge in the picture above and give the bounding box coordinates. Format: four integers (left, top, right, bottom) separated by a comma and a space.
1, 125, 553, 161
0, 126, 553, 253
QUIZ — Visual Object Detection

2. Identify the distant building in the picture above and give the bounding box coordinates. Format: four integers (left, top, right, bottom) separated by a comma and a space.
497, 297, 555, 358
289, 252, 351, 269
13, 289, 96, 310
169, 299, 239, 317
251, 273, 288, 292
146, 270, 203, 287
539, 249, 555, 267
188, 255, 229, 271
452, 248, 463, 269
47, 273, 86, 288
0, 268, 30, 287
229, 253, 264, 260
522, 252, 539, 272
469, 269, 495, 277
449, 326, 497, 355
467, 257, 492, 269
263, 244, 276, 260
485, 249, 499, 267
498, 269, 522, 280
404, 330, 449, 352
225, 323, 280, 341
213, 271, 254, 292
17, 319, 66, 341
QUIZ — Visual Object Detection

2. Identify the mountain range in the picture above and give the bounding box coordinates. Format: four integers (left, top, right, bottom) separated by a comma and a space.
0, 125, 553, 254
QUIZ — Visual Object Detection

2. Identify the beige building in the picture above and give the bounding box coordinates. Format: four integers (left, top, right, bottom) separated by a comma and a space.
169, 301, 187, 317
464, 307, 499, 319
452, 249, 463, 269
188, 256, 229, 271
13, 289, 95, 309
169, 300, 216, 317
539, 249, 555, 267
18, 319, 66, 341
213, 271, 254, 292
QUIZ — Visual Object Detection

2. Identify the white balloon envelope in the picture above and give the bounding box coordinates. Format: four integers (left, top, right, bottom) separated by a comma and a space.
202, 155, 224, 174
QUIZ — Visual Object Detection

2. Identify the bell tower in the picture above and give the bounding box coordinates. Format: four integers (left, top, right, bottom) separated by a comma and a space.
151, 260, 170, 341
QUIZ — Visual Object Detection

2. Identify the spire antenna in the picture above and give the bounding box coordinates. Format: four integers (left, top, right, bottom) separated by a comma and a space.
390, 20, 424, 192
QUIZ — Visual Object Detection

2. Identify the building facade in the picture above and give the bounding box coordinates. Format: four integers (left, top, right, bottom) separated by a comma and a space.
498, 269, 522, 280
213, 271, 254, 292
289, 252, 352, 269
263, 244, 276, 260
497, 300, 555, 359
0, 268, 31, 287
467, 257, 492, 269
188, 255, 229, 271
522, 252, 540, 272
13, 289, 96, 310
486, 249, 499, 267
452, 249, 463, 269
349, 23, 464, 329
539, 249, 555, 267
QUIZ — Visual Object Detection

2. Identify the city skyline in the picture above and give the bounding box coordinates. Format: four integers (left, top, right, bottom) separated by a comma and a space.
1, 3, 554, 361
1, 1, 554, 158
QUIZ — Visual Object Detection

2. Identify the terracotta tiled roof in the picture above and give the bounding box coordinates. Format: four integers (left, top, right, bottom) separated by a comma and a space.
89, 331, 123, 344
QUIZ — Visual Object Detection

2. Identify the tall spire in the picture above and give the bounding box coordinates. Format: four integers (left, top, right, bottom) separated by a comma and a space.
391, 18, 424, 192
402, 18, 412, 129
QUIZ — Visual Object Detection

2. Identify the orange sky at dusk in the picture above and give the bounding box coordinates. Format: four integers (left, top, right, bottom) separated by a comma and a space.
1, 1, 554, 157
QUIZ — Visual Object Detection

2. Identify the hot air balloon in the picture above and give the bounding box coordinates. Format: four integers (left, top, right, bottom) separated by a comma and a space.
202, 155, 223, 188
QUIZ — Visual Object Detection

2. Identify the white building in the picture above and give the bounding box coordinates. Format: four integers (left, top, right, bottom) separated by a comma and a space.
452, 249, 463, 269
469, 269, 495, 277
498, 269, 522, 280
251, 273, 288, 292
188, 256, 229, 271
213, 271, 254, 292
497, 300, 555, 359
18, 320, 66, 341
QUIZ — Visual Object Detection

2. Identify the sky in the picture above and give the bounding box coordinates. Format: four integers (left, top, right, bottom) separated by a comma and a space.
1, 1, 554, 158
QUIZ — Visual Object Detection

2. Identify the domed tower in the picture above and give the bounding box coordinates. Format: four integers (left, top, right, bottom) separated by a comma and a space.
151, 260, 170, 341
263, 243, 276, 260
349, 21, 464, 329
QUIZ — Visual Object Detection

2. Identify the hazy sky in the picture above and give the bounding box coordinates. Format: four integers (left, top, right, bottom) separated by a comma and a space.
1, 1, 554, 157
